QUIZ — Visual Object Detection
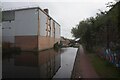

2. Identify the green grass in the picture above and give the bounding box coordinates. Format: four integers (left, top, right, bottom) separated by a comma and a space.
87, 53, 120, 78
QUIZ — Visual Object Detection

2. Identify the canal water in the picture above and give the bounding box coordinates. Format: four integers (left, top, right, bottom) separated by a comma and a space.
0, 47, 2, 79
53, 47, 77, 78
2, 47, 77, 78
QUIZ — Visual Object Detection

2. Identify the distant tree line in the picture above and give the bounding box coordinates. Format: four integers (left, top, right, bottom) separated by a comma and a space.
71, 1, 120, 52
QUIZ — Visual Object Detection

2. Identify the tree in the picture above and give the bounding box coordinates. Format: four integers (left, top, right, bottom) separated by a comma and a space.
71, 1, 120, 51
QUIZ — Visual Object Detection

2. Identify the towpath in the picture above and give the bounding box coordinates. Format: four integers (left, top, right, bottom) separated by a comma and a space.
71, 45, 99, 78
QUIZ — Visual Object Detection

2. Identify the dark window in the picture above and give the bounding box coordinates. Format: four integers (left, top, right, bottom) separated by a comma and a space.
2, 11, 15, 21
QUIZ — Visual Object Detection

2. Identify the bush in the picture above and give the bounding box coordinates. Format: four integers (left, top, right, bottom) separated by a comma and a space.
54, 42, 61, 51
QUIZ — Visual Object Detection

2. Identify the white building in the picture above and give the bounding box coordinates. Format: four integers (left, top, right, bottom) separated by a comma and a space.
2, 7, 60, 51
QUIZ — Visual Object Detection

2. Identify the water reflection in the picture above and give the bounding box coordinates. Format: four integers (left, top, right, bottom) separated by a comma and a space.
2, 49, 61, 78
53, 47, 77, 78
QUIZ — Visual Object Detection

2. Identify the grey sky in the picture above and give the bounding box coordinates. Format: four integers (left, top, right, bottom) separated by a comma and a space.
1, 0, 115, 39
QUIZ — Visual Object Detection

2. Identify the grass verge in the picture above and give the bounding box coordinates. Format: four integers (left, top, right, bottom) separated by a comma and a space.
87, 53, 120, 78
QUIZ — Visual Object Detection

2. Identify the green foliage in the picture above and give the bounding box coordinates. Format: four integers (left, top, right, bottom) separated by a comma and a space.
71, 27, 79, 38
53, 42, 61, 51
71, 1, 120, 51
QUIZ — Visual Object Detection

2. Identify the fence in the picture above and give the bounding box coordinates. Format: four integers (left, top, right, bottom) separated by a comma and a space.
97, 48, 120, 68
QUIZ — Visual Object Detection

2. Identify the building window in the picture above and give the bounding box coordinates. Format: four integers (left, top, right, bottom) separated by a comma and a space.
2, 11, 15, 22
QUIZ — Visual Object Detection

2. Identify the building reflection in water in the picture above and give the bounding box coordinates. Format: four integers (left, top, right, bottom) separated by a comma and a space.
2, 49, 61, 78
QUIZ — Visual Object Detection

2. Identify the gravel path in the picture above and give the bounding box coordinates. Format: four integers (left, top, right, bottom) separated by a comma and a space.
71, 45, 99, 78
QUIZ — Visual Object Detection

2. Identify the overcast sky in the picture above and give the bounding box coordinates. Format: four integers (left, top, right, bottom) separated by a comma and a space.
1, 0, 115, 39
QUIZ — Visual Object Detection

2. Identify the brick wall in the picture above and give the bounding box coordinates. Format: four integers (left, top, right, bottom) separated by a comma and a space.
15, 36, 38, 51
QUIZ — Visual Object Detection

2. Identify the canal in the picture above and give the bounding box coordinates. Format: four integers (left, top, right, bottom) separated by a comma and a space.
0, 58, 1, 79
2, 47, 78, 78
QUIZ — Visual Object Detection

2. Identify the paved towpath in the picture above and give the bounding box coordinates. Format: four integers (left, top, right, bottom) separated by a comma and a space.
71, 45, 99, 78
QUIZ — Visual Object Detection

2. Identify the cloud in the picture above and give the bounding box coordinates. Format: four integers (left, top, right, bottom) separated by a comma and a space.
1, 0, 116, 2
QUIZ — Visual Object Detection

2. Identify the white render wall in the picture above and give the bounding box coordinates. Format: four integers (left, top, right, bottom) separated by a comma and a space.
2, 9, 38, 43
39, 10, 47, 36
39, 10, 60, 38
15, 9, 38, 36
51, 19, 54, 37
55, 23, 60, 38
2, 21, 15, 43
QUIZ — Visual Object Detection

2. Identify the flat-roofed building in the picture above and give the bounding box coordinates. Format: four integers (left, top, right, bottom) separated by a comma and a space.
2, 7, 60, 51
